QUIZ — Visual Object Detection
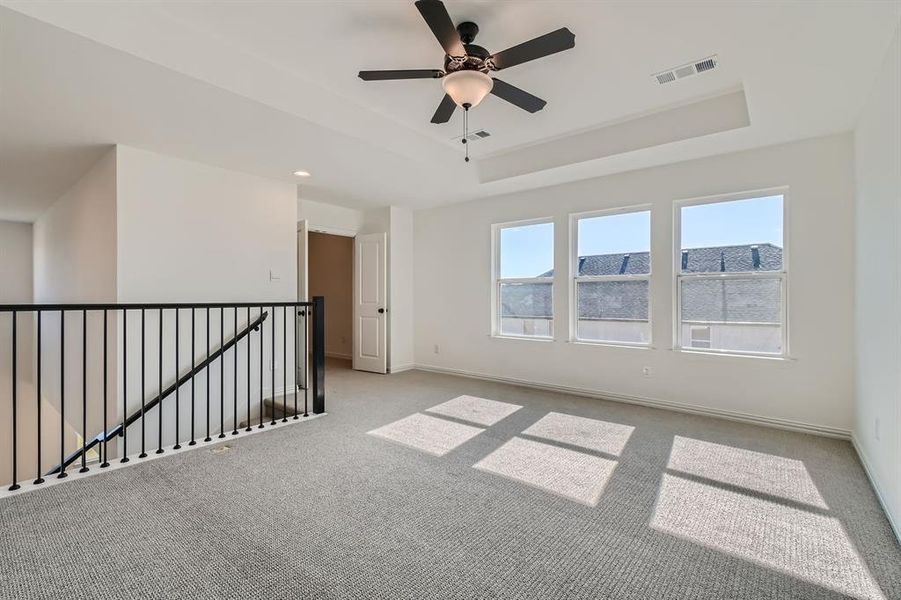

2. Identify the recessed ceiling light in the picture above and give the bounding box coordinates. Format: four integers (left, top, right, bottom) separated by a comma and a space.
293, 170, 311, 177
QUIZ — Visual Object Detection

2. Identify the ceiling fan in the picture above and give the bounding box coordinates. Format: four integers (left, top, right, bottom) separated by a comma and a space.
358, 0, 575, 159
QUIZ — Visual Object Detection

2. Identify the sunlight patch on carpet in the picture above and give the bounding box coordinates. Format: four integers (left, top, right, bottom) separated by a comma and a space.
651, 474, 884, 600
522, 412, 634, 456
474, 437, 617, 506
367, 413, 484, 456
667, 436, 827, 509
425, 395, 523, 426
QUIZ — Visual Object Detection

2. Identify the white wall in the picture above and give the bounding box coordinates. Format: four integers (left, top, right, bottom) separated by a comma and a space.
853, 24, 900, 536
298, 198, 364, 236
414, 134, 855, 434
117, 146, 296, 302
33, 147, 117, 303
0, 220, 33, 303
389, 206, 414, 371
0, 220, 35, 486
115, 146, 298, 452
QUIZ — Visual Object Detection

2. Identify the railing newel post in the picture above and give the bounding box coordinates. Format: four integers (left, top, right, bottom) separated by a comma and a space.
312, 296, 325, 415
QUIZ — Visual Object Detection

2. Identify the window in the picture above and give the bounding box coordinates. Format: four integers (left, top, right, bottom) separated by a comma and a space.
572, 208, 651, 345
493, 219, 554, 339
676, 192, 786, 356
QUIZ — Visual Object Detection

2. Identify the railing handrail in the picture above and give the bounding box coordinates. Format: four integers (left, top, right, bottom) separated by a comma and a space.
45, 309, 272, 475
0, 301, 312, 312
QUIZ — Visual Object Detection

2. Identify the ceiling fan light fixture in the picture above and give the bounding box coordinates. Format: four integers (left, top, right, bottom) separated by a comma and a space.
442, 70, 493, 108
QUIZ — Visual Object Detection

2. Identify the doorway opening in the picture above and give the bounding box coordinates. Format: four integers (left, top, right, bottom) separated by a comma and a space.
307, 231, 354, 369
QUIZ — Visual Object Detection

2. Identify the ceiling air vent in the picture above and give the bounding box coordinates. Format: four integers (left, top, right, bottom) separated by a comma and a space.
653, 55, 718, 85
452, 129, 491, 142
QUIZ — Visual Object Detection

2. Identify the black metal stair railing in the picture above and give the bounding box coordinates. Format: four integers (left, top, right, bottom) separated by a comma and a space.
1, 298, 326, 492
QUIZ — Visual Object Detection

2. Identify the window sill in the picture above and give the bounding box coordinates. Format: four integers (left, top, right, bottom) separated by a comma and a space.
670, 347, 796, 362
568, 340, 653, 350
490, 334, 555, 343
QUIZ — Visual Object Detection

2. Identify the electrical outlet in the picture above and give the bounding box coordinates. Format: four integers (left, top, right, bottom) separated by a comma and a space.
433, 344, 440, 354
875, 417, 881, 441
642, 366, 652, 377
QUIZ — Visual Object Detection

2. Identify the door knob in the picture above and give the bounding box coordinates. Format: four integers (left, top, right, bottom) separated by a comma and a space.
378, 308, 385, 314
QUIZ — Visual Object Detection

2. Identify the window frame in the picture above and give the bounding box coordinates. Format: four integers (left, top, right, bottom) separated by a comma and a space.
490, 217, 556, 341
569, 205, 653, 348
673, 187, 790, 358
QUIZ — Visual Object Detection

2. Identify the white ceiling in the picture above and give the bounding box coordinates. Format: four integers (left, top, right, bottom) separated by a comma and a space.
1, 1, 899, 221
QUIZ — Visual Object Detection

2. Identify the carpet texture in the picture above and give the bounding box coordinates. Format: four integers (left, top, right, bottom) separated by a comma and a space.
1, 361, 899, 599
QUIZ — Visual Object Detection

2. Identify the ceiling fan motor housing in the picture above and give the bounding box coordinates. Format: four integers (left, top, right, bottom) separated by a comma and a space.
444, 21, 493, 73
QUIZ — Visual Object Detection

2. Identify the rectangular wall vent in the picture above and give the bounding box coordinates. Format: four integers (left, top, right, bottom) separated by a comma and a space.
452, 129, 491, 142
653, 55, 718, 85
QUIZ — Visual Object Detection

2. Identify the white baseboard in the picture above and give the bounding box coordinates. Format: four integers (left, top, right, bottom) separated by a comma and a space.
851, 435, 901, 544
413, 363, 852, 439
389, 362, 416, 374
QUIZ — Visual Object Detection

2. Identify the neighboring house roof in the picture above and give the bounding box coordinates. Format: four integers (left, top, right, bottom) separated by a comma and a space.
501, 244, 782, 322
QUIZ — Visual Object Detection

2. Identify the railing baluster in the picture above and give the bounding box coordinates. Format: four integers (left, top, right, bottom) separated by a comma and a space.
205, 307, 211, 443
58, 310, 67, 478
35, 312, 44, 484
259, 307, 264, 429
156, 308, 164, 455
303, 305, 309, 418
245, 306, 251, 432
282, 307, 287, 423
270, 305, 276, 426
174, 309, 181, 450
232, 307, 238, 435
219, 308, 225, 439
9, 311, 20, 491
190, 308, 196, 446
293, 306, 298, 420
79, 309, 88, 473
101, 310, 109, 468
139, 308, 147, 459
122, 310, 130, 464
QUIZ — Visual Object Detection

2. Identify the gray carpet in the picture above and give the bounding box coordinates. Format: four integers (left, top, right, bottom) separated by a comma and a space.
1, 361, 899, 599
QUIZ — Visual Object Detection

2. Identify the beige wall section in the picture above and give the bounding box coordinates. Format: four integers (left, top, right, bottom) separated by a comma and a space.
308, 232, 353, 359
853, 23, 901, 538
414, 134, 856, 435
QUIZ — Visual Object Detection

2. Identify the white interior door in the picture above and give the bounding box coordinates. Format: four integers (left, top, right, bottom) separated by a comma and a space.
296, 221, 308, 386
353, 232, 387, 373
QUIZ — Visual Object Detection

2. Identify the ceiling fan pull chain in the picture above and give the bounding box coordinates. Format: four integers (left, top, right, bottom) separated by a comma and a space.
463, 104, 470, 163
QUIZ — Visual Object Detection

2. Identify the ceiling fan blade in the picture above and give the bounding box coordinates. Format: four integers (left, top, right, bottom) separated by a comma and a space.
489, 28, 575, 70
415, 0, 466, 57
359, 69, 444, 81
490, 78, 547, 113
430, 94, 457, 124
